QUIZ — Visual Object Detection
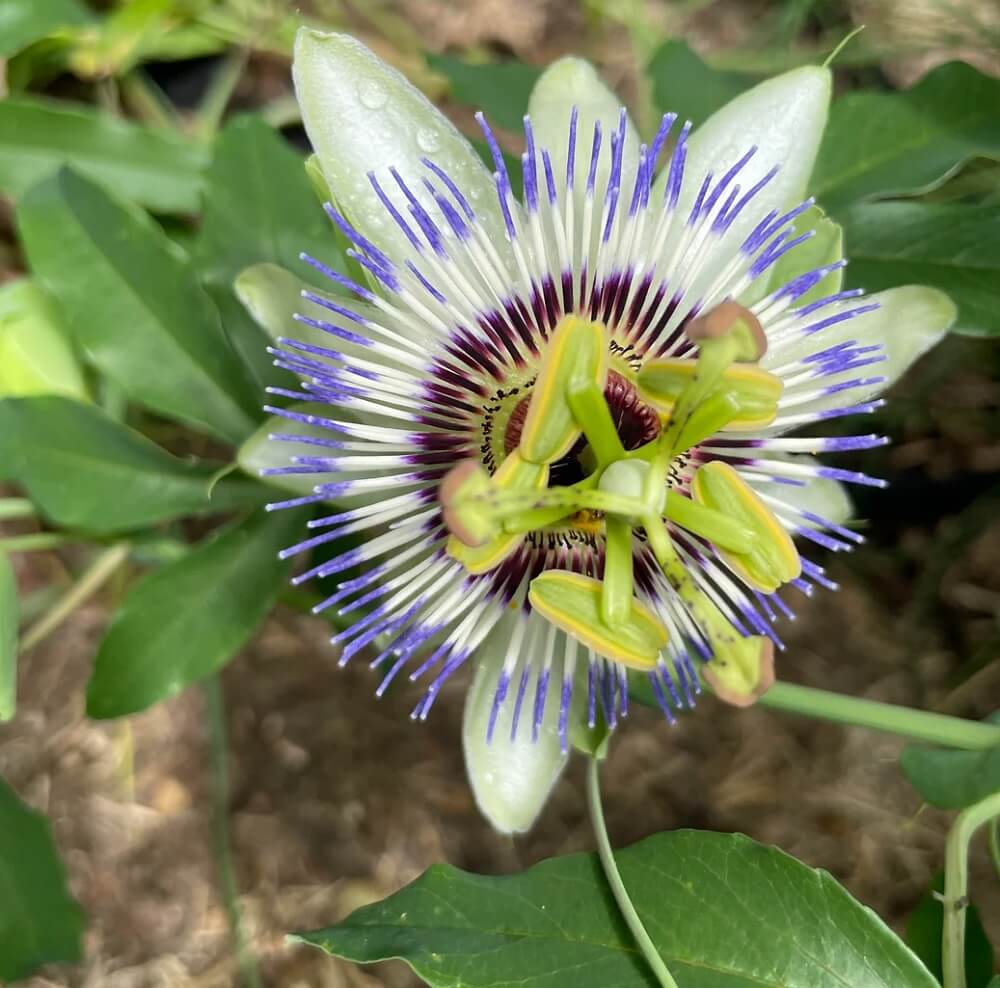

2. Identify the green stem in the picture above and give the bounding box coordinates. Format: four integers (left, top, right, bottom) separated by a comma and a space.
568, 383, 625, 467
120, 71, 182, 131
196, 48, 249, 142
259, 95, 301, 129
0, 533, 72, 553
0, 499, 35, 521
204, 676, 262, 988
989, 818, 1000, 882
586, 758, 680, 988
602, 516, 634, 626
942, 790, 1000, 988
758, 682, 1000, 750
822, 24, 867, 68
20, 543, 130, 651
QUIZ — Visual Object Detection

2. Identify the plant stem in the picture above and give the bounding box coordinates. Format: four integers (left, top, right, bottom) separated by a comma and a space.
20, 543, 130, 651
0, 533, 72, 554
942, 790, 1000, 988
0, 499, 35, 521
204, 676, 262, 988
758, 682, 1000, 750
259, 95, 301, 129
586, 757, 680, 988
120, 71, 182, 131
196, 48, 248, 142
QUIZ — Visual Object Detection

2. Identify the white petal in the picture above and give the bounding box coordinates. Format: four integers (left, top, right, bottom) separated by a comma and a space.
237, 402, 332, 496
463, 615, 568, 834
658, 66, 831, 254
750, 455, 853, 527
293, 28, 506, 268
527, 57, 640, 217
767, 285, 956, 418
852, 285, 956, 387
235, 261, 431, 349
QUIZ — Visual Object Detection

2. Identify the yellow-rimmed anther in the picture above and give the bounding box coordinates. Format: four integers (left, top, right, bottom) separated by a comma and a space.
447, 453, 548, 574
691, 461, 800, 592
704, 635, 775, 707
439, 460, 497, 547
637, 359, 782, 431
519, 315, 609, 465
528, 571, 668, 671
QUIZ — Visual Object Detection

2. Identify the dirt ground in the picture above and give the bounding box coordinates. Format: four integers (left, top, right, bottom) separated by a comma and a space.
3, 0, 1000, 985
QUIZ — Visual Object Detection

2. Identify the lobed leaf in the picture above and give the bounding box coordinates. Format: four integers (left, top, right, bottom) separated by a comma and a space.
86, 506, 307, 718
647, 40, 755, 128
17, 168, 259, 441
841, 201, 1000, 337
298, 830, 938, 988
0, 777, 84, 981
427, 53, 542, 132
0, 397, 267, 534
812, 62, 1000, 211
0, 97, 206, 213
195, 114, 346, 288
900, 712, 1000, 810
0, 0, 90, 58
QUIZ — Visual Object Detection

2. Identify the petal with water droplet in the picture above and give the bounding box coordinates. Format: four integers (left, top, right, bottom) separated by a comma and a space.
293, 28, 507, 270
655, 66, 831, 258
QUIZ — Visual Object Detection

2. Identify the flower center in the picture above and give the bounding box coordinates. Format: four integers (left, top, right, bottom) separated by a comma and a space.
440, 306, 800, 688
503, 370, 660, 458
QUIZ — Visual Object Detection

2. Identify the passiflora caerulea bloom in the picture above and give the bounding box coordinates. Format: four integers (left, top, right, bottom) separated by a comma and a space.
243, 30, 954, 832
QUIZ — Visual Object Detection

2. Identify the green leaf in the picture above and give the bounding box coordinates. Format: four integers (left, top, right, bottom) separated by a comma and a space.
205, 281, 284, 397
297, 830, 938, 988
17, 168, 259, 442
0, 0, 90, 58
195, 115, 344, 288
66, 0, 174, 77
427, 53, 541, 132
899, 712, 1000, 810
0, 397, 266, 534
647, 40, 755, 128
841, 201, 1000, 337
0, 776, 84, 981
0, 279, 87, 400
0, 97, 207, 213
194, 116, 349, 397
0, 554, 16, 721
86, 506, 306, 718
905, 874, 994, 988
812, 62, 1000, 212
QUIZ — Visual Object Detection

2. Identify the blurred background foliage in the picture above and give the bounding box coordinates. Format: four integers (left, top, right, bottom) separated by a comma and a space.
0, 0, 998, 984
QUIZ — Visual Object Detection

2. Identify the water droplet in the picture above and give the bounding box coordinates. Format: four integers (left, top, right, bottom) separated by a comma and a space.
416, 127, 441, 154
357, 79, 387, 109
